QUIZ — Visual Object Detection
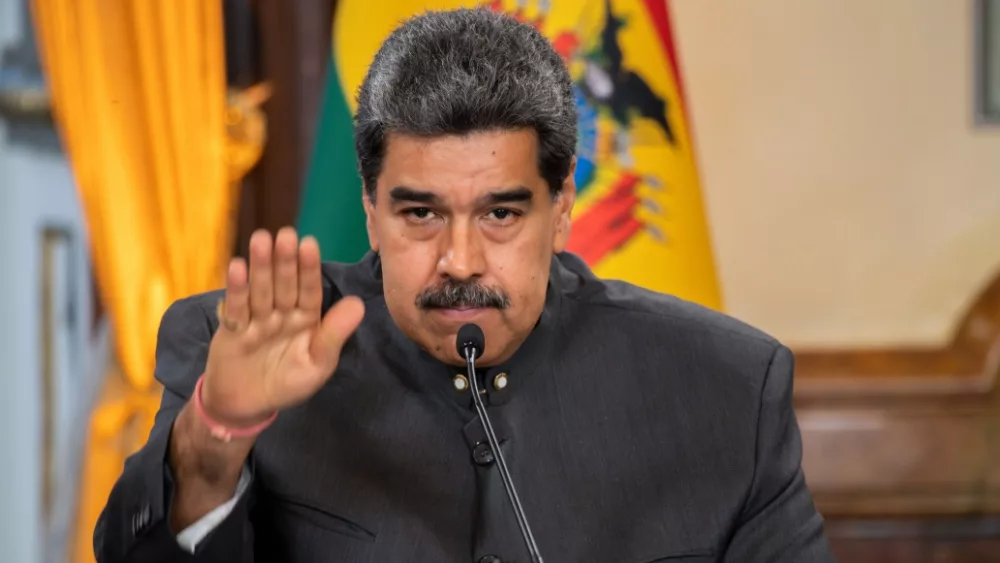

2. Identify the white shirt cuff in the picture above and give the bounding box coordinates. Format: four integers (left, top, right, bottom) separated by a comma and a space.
175, 465, 251, 553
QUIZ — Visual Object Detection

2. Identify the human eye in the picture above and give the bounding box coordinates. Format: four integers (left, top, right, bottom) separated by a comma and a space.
484, 207, 522, 225
401, 207, 439, 223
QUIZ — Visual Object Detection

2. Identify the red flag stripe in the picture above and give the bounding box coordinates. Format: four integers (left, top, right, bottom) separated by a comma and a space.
565, 174, 643, 265
643, 0, 686, 108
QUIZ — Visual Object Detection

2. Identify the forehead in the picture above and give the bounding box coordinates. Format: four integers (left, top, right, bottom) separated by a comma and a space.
376, 129, 545, 203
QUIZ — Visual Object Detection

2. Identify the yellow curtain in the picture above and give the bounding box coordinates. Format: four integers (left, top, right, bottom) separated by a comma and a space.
30, 1, 267, 561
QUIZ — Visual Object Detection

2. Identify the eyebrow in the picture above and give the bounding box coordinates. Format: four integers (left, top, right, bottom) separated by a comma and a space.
388, 186, 534, 206
482, 187, 533, 205
388, 186, 442, 205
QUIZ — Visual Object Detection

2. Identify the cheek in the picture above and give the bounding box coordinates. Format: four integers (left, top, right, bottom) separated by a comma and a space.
490, 238, 550, 303
381, 247, 437, 298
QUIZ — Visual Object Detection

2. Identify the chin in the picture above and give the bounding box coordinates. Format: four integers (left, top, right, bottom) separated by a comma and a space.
413, 309, 515, 367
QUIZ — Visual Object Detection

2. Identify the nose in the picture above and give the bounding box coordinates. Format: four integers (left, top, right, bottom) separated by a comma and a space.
437, 218, 486, 281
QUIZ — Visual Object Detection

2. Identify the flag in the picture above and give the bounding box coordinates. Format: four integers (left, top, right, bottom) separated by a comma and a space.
303, 0, 722, 310
296, 55, 371, 263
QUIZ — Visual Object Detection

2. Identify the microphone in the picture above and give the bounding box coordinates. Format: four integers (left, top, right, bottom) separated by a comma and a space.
457, 324, 544, 563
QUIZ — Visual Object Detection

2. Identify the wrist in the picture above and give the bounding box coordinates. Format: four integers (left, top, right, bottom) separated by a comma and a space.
196, 374, 278, 440
168, 407, 247, 531
170, 404, 249, 486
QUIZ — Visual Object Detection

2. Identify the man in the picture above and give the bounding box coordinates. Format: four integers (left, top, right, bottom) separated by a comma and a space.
94, 8, 834, 563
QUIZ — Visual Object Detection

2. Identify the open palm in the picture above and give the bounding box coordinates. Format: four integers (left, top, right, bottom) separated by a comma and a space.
201, 228, 365, 426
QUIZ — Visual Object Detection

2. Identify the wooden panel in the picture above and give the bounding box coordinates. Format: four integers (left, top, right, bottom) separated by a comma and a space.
801, 409, 1000, 514
794, 265, 1000, 397
793, 267, 1000, 517
826, 517, 1000, 563
234, 0, 338, 259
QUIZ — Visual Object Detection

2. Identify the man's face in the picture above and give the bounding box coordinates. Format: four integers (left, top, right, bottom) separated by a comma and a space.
363, 129, 575, 366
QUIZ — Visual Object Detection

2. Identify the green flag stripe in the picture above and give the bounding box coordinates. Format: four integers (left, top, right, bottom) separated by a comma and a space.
297, 57, 370, 263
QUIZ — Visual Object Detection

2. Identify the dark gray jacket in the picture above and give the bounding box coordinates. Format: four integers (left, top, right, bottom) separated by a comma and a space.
94, 251, 834, 563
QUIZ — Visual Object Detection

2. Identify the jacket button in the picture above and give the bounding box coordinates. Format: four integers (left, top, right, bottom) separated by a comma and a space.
478, 556, 502, 563
492, 372, 509, 390
472, 442, 495, 466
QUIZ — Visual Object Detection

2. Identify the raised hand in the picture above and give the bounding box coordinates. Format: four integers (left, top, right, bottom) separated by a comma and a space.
200, 227, 365, 427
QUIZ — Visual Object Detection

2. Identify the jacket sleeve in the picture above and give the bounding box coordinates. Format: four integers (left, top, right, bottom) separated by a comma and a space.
93, 294, 255, 562
175, 465, 252, 551
722, 345, 836, 563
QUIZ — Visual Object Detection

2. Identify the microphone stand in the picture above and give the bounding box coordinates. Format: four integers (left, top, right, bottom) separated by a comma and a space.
463, 345, 544, 563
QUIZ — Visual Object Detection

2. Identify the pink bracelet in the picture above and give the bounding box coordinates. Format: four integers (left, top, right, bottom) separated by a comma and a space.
193, 375, 278, 442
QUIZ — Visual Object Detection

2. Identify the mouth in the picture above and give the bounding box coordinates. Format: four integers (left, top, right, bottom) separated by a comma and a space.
429, 307, 491, 320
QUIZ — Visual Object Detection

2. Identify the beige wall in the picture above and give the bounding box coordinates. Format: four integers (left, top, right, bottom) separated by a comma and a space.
670, 0, 1000, 349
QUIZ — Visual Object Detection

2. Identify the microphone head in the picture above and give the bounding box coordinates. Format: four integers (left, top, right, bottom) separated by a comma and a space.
456, 323, 485, 359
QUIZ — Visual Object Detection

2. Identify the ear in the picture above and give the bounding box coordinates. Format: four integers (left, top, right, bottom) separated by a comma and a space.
552, 157, 577, 253
362, 185, 380, 252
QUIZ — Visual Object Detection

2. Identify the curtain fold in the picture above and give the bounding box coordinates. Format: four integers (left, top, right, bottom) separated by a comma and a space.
30, 1, 266, 561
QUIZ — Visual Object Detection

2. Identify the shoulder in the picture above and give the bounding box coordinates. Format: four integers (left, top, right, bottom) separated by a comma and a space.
559, 257, 778, 353
319, 252, 385, 307
158, 289, 226, 337
554, 254, 785, 388
573, 278, 777, 350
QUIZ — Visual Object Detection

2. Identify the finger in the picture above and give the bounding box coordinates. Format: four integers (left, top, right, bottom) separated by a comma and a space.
298, 236, 323, 314
310, 295, 365, 368
273, 227, 299, 311
221, 258, 250, 330
248, 230, 275, 319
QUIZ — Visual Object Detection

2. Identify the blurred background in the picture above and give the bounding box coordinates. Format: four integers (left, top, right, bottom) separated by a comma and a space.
1, 0, 998, 561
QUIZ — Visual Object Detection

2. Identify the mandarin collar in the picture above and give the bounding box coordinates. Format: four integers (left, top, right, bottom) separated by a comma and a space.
360, 251, 567, 413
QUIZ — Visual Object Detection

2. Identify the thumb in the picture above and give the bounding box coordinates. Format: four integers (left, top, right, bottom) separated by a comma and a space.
310, 295, 366, 368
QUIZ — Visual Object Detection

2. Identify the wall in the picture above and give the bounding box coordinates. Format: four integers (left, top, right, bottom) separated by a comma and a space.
0, 0, 100, 561
671, 0, 1000, 349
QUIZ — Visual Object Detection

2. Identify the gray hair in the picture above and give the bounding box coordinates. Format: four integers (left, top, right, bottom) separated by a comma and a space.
354, 8, 577, 201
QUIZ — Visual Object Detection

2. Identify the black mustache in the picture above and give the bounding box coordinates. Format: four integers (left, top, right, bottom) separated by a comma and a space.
415, 280, 511, 310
